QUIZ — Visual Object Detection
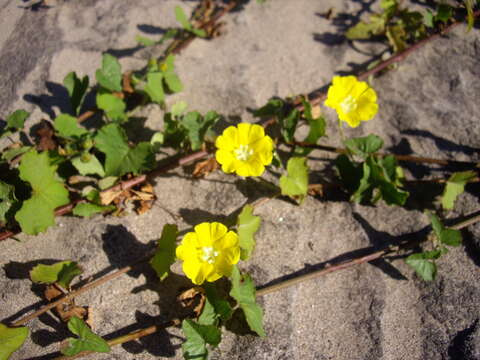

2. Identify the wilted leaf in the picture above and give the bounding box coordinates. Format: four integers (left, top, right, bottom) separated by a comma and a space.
15, 150, 70, 235
0, 324, 29, 360
237, 205, 261, 260
61, 316, 110, 356
178, 287, 206, 317
36, 120, 57, 151
150, 224, 178, 281
229, 266, 265, 337
193, 158, 219, 178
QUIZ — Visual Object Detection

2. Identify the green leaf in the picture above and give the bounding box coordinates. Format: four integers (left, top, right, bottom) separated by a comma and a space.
198, 283, 233, 326
181, 319, 221, 360
15, 150, 70, 235
54, 114, 87, 138
95, 53, 122, 92
63, 72, 89, 115
429, 212, 444, 238
237, 205, 261, 260
346, 14, 386, 39
0, 181, 16, 225
72, 202, 114, 218
149, 224, 178, 281
386, 24, 407, 53
253, 98, 285, 118
175, 6, 192, 30
62, 317, 111, 356
98, 176, 118, 190
181, 112, 203, 150
30, 261, 82, 288
150, 132, 164, 152
6, 109, 29, 130
171, 101, 188, 117
335, 154, 362, 193
435, 3, 453, 24
145, 72, 165, 104
2, 146, 31, 162
465, 0, 476, 31
0, 324, 29, 360
344, 134, 384, 159
439, 228, 462, 247
352, 162, 373, 203
229, 266, 265, 337
96, 93, 126, 122
191, 28, 207, 38
94, 123, 154, 176
164, 72, 183, 93
405, 253, 437, 281
281, 108, 299, 143
423, 10, 434, 27
441, 171, 477, 210
71, 154, 105, 177
279, 157, 309, 202
135, 35, 157, 47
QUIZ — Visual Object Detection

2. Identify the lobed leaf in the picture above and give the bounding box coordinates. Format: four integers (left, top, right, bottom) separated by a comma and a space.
0, 324, 29, 360
198, 283, 233, 326
54, 114, 88, 138
71, 154, 105, 177
441, 170, 477, 210
149, 224, 178, 281
145, 72, 165, 104
15, 150, 70, 235
279, 157, 309, 202
62, 317, 110, 356
96, 93, 127, 122
405, 253, 437, 281
6, 109, 29, 131
0, 181, 16, 225
30, 261, 82, 289
94, 123, 154, 177
181, 319, 221, 360
344, 134, 384, 159
95, 54, 122, 92
229, 266, 265, 337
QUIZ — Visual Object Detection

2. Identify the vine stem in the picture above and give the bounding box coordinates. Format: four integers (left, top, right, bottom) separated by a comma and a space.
0, 150, 208, 242
291, 141, 480, 168
304, 9, 480, 108
50, 211, 480, 359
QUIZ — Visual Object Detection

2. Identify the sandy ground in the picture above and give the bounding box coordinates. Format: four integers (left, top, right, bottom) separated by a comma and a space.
1, 0, 480, 359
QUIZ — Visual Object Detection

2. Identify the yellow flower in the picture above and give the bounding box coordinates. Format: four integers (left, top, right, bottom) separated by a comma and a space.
215, 123, 274, 177
176, 222, 240, 285
324, 75, 378, 128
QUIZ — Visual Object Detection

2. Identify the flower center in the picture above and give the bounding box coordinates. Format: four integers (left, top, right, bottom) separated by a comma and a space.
200, 246, 219, 264
234, 144, 254, 161
340, 95, 358, 114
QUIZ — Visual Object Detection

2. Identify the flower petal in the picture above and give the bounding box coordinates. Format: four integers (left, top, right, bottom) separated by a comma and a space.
176, 232, 198, 261
215, 126, 238, 151
237, 123, 251, 144
247, 124, 265, 144
183, 259, 205, 285
195, 222, 213, 246
209, 222, 228, 242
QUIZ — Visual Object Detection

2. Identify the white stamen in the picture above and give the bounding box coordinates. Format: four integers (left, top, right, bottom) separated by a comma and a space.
340, 95, 358, 114
201, 246, 219, 264
234, 144, 254, 161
